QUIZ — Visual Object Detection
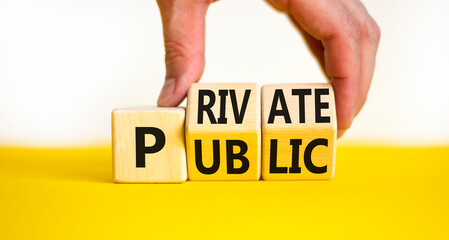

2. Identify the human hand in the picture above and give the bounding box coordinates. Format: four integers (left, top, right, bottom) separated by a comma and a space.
156, 0, 380, 138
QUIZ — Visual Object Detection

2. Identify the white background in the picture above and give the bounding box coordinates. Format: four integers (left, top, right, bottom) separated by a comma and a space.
0, 0, 448, 146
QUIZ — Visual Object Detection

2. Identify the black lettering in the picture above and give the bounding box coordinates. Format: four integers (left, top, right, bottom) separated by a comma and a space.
268, 89, 291, 124
217, 90, 228, 124
289, 139, 302, 173
226, 140, 250, 174
229, 89, 251, 124
292, 89, 311, 123
269, 139, 288, 173
135, 127, 165, 168
195, 140, 220, 174
304, 138, 328, 174
315, 89, 330, 123
198, 90, 217, 124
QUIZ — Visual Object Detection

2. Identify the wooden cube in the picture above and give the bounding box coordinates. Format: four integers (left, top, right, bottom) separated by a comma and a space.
112, 108, 187, 183
261, 83, 337, 180
185, 83, 261, 180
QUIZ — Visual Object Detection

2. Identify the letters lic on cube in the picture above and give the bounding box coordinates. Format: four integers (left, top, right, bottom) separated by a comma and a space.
185, 83, 261, 180
261, 83, 337, 180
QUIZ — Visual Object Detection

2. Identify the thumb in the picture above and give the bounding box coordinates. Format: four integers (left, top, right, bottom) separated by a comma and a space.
156, 0, 211, 107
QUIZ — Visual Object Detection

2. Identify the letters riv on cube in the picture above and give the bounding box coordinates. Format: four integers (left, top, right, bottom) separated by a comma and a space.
185, 83, 261, 180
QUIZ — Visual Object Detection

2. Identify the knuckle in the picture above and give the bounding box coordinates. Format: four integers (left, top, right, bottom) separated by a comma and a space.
345, 17, 361, 41
164, 40, 204, 68
164, 40, 192, 61
363, 18, 381, 42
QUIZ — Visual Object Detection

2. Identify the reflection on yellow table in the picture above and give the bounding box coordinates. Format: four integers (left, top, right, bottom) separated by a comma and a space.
1, 144, 448, 239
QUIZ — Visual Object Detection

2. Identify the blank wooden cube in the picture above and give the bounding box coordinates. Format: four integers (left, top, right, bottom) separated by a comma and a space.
185, 83, 261, 180
261, 83, 337, 180
112, 108, 187, 183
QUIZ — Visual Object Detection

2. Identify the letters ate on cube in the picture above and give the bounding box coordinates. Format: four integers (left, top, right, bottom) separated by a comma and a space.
185, 83, 261, 180
112, 108, 187, 183
261, 83, 337, 180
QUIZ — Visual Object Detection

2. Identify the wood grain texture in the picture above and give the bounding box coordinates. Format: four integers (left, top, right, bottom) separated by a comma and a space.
186, 83, 261, 180
261, 83, 337, 180
112, 108, 187, 183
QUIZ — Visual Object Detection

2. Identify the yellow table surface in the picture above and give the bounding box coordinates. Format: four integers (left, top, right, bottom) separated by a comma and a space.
1, 144, 448, 239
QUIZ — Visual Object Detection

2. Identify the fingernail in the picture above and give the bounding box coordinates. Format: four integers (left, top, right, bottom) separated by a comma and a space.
337, 129, 347, 138
157, 78, 176, 106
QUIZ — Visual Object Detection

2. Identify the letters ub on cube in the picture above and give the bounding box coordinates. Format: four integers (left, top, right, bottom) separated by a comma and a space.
112, 108, 187, 183
261, 83, 337, 180
185, 83, 261, 180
